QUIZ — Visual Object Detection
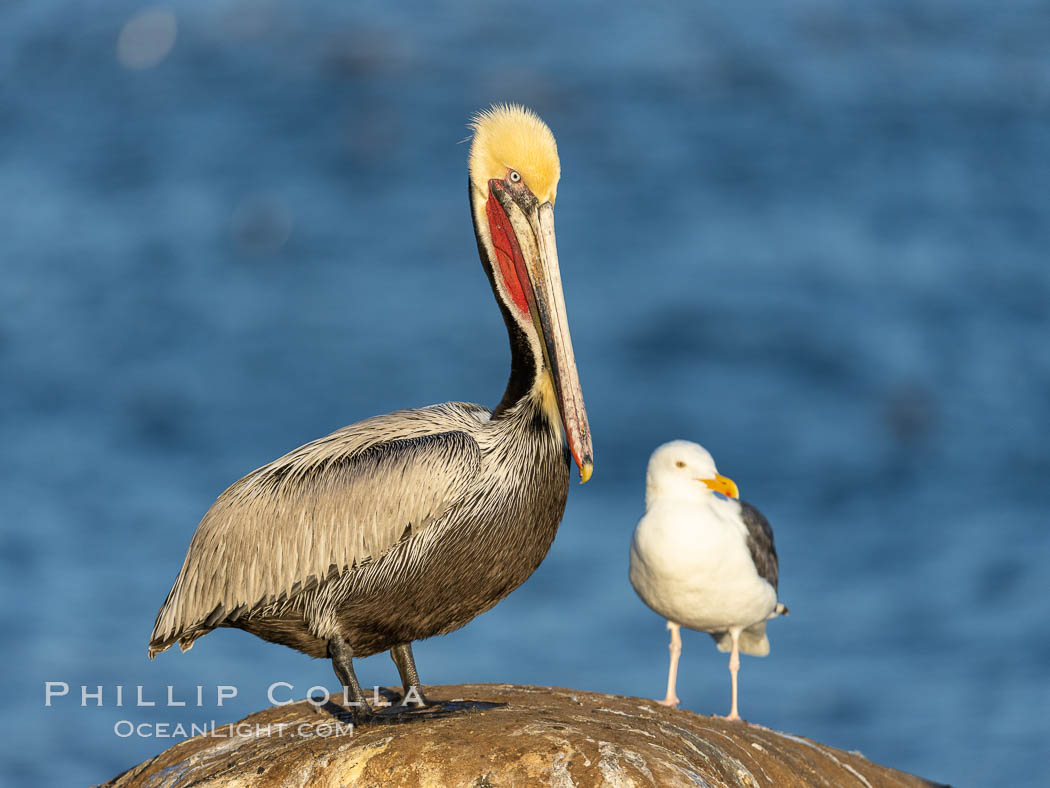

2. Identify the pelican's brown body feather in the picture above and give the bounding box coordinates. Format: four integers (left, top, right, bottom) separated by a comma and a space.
149, 396, 568, 659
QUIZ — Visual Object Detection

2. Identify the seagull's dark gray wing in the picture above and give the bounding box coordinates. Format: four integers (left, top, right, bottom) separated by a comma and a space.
739, 500, 778, 591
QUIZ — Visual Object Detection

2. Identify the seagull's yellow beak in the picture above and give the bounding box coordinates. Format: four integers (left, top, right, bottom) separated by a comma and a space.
698, 474, 739, 499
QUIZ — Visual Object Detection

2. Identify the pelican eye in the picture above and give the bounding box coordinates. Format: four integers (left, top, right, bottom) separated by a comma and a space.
509, 170, 521, 183
675, 460, 685, 468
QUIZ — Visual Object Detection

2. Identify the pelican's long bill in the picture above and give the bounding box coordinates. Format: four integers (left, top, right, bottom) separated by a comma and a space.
488, 178, 593, 482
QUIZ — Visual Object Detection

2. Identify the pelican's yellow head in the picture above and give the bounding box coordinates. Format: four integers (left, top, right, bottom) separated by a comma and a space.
469, 104, 560, 205
466, 104, 591, 484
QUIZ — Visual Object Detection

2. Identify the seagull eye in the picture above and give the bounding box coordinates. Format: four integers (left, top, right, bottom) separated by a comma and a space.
675, 461, 686, 469
509, 170, 521, 183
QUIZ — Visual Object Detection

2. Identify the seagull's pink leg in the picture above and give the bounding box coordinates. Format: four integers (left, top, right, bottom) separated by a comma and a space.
724, 628, 742, 721
658, 621, 682, 708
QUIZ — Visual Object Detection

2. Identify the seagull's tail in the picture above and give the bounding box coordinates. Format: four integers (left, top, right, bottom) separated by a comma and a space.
711, 621, 770, 657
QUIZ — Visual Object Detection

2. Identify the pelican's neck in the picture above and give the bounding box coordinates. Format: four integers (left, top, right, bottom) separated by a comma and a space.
488, 372, 569, 472
492, 311, 541, 419
469, 179, 544, 419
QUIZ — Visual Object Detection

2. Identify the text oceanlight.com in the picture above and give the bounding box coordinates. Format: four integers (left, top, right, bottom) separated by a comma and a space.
112, 720, 354, 739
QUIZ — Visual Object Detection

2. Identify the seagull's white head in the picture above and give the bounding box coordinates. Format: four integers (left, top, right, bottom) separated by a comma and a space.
645, 440, 740, 509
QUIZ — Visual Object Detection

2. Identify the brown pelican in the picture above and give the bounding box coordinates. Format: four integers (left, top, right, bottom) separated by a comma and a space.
629, 441, 787, 721
149, 105, 593, 720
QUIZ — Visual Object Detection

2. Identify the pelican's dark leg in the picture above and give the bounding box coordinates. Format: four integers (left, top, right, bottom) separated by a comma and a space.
390, 643, 431, 707
327, 638, 372, 720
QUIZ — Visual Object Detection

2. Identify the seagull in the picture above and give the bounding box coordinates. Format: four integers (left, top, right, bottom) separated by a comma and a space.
629, 440, 787, 721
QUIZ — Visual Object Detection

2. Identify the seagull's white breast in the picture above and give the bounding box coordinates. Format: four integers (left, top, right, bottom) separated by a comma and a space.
629, 496, 776, 633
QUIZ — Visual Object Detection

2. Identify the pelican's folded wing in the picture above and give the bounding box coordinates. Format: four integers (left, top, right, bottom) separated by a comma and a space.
149, 420, 481, 656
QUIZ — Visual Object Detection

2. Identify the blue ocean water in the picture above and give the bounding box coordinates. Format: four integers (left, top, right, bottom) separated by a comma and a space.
2, 2, 1049, 785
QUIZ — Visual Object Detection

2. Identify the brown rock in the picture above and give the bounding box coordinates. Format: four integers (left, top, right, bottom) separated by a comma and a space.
100, 684, 947, 787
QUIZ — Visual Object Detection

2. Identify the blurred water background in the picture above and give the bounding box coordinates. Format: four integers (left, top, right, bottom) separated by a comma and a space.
3, 1, 1049, 785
